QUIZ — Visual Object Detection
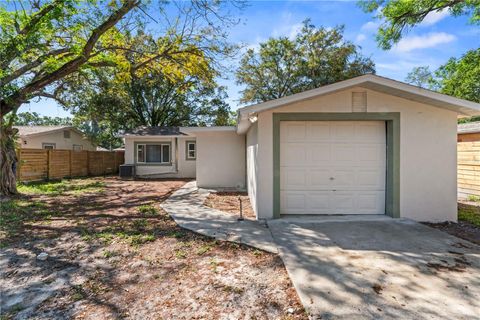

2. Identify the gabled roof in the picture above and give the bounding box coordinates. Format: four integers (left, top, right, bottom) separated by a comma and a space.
458, 122, 480, 134
14, 125, 86, 138
237, 74, 480, 134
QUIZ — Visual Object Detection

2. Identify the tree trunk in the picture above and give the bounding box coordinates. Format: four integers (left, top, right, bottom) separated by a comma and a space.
0, 121, 18, 195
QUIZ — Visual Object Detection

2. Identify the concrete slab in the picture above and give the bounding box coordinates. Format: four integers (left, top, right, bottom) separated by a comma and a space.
268, 219, 480, 319
161, 181, 277, 253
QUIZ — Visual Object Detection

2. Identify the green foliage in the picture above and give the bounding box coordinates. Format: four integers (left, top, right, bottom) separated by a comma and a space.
12, 112, 72, 126
435, 49, 480, 104
18, 179, 105, 195
138, 204, 158, 215
458, 205, 480, 227
359, 0, 480, 49
0, 199, 54, 237
236, 20, 375, 104
405, 66, 434, 89
405, 49, 480, 124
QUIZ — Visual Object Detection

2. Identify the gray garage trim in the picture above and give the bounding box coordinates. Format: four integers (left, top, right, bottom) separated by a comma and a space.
273, 112, 400, 219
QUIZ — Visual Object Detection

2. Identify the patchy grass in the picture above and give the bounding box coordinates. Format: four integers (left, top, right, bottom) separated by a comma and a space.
467, 195, 480, 202
1, 177, 306, 319
17, 179, 105, 196
0, 198, 56, 238
458, 204, 480, 227
138, 204, 158, 215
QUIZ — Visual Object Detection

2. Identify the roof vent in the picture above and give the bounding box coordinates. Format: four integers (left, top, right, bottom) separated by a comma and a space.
352, 92, 367, 112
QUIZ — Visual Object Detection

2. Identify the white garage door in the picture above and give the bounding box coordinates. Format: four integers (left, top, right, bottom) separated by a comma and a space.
280, 121, 386, 215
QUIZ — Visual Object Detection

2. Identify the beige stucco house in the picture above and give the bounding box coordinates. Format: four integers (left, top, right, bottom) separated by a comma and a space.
15, 126, 96, 151
123, 75, 480, 222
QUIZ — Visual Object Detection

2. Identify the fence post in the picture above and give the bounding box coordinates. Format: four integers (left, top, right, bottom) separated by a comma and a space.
47, 149, 51, 180
69, 150, 72, 178
86, 151, 90, 176
16, 149, 21, 181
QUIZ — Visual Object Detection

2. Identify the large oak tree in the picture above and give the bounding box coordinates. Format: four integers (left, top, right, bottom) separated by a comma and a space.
235, 21, 375, 104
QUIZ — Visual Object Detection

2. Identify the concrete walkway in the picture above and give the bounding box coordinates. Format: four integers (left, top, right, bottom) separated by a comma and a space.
160, 181, 278, 253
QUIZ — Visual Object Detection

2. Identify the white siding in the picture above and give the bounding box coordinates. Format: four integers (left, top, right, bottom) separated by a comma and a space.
253, 87, 458, 222
196, 131, 246, 189
124, 136, 196, 178
21, 129, 96, 151
246, 122, 259, 217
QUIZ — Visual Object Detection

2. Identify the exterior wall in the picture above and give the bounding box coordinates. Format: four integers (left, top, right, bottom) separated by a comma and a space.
124, 136, 196, 178
253, 87, 458, 222
246, 122, 259, 217
458, 132, 480, 142
196, 131, 246, 189
20, 129, 96, 151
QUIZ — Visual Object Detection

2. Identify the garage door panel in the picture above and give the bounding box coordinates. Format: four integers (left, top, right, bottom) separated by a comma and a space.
280, 121, 386, 215
281, 168, 307, 189
281, 122, 306, 142
280, 143, 307, 166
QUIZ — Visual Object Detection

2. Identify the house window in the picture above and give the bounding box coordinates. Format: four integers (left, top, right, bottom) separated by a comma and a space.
64, 130, 71, 139
186, 141, 196, 160
137, 144, 170, 164
73, 144, 83, 151
42, 143, 56, 149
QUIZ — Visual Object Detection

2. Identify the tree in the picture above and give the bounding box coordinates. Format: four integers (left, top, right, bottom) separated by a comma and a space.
236, 21, 375, 104
359, 0, 480, 49
0, 0, 140, 195
12, 112, 72, 126
0, 0, 241, 195
405, 66, 434, 88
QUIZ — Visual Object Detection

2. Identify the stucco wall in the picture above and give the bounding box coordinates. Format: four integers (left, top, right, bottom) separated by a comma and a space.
196, 131, 246, 189
21, 129, 96, 151
124, 136, 196, 178
253, 87, 458, 222
246, 122, 259, 217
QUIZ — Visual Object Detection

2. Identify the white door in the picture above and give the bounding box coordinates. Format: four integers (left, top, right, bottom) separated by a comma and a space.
280, 121, 386, 215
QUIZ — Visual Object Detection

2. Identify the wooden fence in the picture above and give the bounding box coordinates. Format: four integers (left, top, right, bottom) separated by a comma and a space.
458, 141, 480, 198
16, 148, 125, 182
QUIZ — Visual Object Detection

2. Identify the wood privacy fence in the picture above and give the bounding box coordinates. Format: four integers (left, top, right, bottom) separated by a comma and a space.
16, 149, 125, 182
458, 141, 480, 198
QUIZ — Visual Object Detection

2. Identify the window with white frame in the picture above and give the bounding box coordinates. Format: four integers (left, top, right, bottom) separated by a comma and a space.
186, 141, 196, 160
42, 143, 56, 149
73, 144, 83, 151
137, 143, 170, 164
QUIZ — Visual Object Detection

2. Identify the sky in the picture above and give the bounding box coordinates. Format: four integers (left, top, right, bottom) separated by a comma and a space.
19, 0, 480, 118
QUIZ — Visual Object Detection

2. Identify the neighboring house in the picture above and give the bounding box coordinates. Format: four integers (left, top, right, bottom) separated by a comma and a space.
124, 74, 480, 222
15, 126, 96, 151
457, 122, 480, 199
458, 122, 480, 142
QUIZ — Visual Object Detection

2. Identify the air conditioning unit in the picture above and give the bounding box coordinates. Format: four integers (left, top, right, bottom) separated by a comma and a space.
119, 164, 135, 178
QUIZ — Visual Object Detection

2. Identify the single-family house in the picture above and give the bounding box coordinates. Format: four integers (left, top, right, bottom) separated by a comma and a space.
123, 75, 480, 222
15, 126, 96, 151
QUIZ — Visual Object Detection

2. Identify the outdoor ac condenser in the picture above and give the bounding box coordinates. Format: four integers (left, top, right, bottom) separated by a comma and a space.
119, 164, 135, 178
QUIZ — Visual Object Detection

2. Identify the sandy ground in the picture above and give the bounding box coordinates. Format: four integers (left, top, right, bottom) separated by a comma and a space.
204, 192, 256, 220
1, 177, 305, 320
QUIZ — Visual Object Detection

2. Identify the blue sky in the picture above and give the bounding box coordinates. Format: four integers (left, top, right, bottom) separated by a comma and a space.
20, 0, 479, 117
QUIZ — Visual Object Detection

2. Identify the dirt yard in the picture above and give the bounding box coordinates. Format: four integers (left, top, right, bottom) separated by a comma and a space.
0, 177, 305, 320
204, 191, 256, 220
423, 202, 480, 245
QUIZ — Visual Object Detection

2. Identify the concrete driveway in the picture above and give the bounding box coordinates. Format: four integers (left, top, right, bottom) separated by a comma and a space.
268, 217, 480, 319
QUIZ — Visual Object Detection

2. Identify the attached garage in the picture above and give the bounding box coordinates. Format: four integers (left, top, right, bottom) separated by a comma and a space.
280, 121, 386, 215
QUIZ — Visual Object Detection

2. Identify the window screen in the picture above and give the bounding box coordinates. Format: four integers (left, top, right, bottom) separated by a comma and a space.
146, 145, 162, 162
162, 144, 170, 163
187, 142, 196, 159
64, 130, 71, 138
137, 145, 145, 162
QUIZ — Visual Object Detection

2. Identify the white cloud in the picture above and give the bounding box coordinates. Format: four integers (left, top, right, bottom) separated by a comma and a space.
355, 34, 367, 43
273, 22, 304, 40
420, 9, 449, 26
393, 32, 456, 52
361, 21, 380, 32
